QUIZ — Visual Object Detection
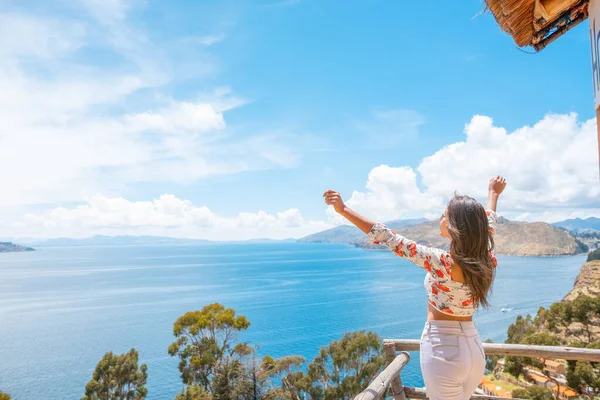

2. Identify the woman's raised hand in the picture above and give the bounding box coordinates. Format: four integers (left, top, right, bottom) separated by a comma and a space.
323, 190, 346, 214
488, 176, 507, 196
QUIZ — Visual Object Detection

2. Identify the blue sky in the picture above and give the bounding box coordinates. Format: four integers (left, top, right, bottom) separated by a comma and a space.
0, 0, 598, 239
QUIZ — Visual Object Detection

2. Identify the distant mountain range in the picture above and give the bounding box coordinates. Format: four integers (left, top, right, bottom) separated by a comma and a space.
0, 242, 35, 253
21, 235, 296, 247
553, 217, 600, 232
298, 218, 427, 244
300, 216, 588, 257
4, 216, 597, 253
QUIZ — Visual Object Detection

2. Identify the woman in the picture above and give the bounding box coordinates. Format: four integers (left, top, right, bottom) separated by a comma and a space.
323, 176, 506, 400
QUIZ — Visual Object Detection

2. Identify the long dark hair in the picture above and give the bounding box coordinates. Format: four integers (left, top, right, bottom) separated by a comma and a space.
446, 195, 495, 309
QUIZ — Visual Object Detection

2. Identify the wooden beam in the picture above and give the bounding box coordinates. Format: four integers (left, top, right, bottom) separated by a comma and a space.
384, 343, 406, 400
538, 0, 579, 20
385, 339, 600, 362
353, 352, 410, 400
404, 386, 524, 400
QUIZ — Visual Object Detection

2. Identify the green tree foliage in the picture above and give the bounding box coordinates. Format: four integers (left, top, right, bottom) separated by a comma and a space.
521, 333, 561, 367
168, 303, 251, 392
211, 343, 259, 400
505, 315, 563, 399
259, 355, 307, 400
566, 360, 600, 400
168, 304, 387, 400
504, 315, 538, 379
512, 386, 555, 400
503, 356, 524, 379
541, 296, 600, 399
169, 303, 268, 399
545, 295, 600, 344
506, 314, 540, 344
173, 385, 212, 400
0, 392, 11, 400
587, 247, 600, 262
82, 348, 148, 400
504, 294, 600, 400
562, 341, 600, 400
303, 330, 385, 400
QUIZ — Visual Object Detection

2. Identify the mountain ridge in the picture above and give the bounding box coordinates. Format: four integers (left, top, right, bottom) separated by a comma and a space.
297, 218, 427, 244
301, 217, 587, 257
553, 217, 600, 232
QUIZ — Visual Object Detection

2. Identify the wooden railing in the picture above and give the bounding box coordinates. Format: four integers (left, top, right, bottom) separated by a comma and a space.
354, 339, 600, 400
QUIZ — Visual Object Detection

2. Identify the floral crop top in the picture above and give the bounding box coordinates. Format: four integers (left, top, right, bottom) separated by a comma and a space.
367, 210, 498, 316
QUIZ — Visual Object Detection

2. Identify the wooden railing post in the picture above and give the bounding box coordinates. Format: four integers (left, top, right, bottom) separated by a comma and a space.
354, 352, 410, 400
384, 342, 407, 400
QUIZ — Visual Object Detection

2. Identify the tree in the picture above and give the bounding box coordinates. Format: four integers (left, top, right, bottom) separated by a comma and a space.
521, 333, 562, 400
545, 295, 600, 344
259, 355, 307, 400
512, 386, 555, 400
303, 330, 385, 400
504, 315, 538, 379
506, 314, 539, 344
503, 356, 524, 379
504, 295, 600, 400
82, 348, 148, 400
174, 385, 212, 400
521, 333, 561, 366
587, 247, 600, 262
0, 392, 11, 400
168, 303, 266, 399
505, 315, 564, 399
566, 360, 600, 400
211, 343, 259, 400
563, 340, 600, 400
538, 296, 600, 399
168, 303, 251, 393
169, 305, 387, 399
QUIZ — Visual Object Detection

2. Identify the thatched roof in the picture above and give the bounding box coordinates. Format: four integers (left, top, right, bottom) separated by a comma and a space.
484, 0, 589, 51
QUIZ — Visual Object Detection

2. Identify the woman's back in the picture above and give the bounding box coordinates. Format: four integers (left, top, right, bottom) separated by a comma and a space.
367, 208, 498, 320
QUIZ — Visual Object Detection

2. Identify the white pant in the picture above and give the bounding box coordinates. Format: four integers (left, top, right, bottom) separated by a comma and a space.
420, 320, 485, 400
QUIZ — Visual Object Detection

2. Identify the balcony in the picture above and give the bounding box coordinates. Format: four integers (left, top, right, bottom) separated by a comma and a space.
354, 338, 600, 400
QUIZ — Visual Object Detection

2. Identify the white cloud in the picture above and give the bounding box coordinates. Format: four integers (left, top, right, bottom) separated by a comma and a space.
0, 3, 301, 207
342, 113, 600, 223
123, 101, 226, 134
345, 165, 444, 222
17, 194, 332, 240
3, 3, 598, 240
0, 12, 86, 58
419, 113, 599, 208
8, 112, 600, 239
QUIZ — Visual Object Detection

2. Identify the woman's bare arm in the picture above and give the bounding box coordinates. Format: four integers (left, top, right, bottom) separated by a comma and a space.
323, 189, 453, 277
485, 176, 506, 212
323, 190, 374, 234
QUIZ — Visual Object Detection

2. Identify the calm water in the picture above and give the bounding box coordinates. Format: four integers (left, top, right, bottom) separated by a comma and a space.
0, 243, 587, 400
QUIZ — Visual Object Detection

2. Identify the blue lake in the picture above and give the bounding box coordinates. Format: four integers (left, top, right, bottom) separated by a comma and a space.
0, 243, 587, 399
